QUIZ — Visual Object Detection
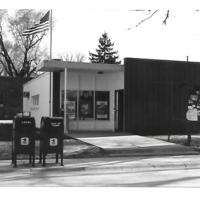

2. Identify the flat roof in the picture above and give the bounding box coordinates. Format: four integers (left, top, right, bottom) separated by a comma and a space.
124, 57, 200, 65
39, 60, 124, 72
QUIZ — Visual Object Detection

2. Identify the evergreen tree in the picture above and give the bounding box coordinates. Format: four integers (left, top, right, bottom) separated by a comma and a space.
89, 32, 121, 64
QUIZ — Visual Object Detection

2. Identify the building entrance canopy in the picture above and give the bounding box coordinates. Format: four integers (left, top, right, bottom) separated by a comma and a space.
39, 59, 124, 73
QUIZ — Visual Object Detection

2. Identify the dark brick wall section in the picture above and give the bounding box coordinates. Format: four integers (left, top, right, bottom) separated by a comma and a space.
0, 77, 28, 119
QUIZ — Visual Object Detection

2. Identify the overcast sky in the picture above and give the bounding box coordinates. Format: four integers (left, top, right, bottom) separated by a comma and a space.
4, 0, 200, 63
39, 8, 200, 63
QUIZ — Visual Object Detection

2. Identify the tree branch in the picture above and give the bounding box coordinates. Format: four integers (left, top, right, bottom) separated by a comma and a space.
135, 10, 159, 28
29, 33, 45, 49
128, 9, 151, 12
0, 59, 12, 76
162, 10, 170, 25
27, 66, 36, 78
0, 67, 3, 75
127, 10, 159, 30
0, 38, 13, 76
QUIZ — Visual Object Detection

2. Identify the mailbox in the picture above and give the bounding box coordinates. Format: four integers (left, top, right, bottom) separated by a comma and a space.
12, 115, 36, 167
39, 117, 64, 166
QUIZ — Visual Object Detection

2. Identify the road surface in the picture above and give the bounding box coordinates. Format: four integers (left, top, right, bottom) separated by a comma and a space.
1, 154, 200, 187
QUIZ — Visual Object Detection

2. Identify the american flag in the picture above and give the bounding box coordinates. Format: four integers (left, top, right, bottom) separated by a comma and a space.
22, 11, 50, 36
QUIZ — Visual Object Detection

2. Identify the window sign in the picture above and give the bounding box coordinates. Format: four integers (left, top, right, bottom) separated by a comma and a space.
61, 90, 77, 119
79, 91, 94, 119
96, 101, 108, 119
67, 101, 76, 119
95, 91, 109, 120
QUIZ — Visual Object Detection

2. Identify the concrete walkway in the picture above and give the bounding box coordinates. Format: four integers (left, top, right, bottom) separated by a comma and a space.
77, 134, 199, 157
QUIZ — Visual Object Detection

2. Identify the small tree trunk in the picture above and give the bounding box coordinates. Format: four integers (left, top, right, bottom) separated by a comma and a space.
187, 134, 191, 146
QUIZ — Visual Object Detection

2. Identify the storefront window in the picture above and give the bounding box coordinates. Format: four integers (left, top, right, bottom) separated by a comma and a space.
61, 90, 109, 120
79, 91, 94, 120
95, 91, 109, 120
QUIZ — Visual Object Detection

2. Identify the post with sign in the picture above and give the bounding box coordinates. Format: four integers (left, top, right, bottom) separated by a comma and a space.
39, 117, 64, 166
12, 113, 36, 167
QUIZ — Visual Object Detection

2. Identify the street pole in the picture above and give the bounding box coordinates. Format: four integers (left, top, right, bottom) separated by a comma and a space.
64, 67, 68, 134
49, 9, 53, 117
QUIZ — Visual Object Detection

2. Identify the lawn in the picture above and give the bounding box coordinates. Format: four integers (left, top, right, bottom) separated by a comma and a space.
151, 134, 200, 152
0, 136, 105, 161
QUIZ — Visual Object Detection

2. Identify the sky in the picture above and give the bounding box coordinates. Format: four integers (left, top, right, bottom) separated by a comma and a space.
47, 9, 200, 63
4, 0, 200, 64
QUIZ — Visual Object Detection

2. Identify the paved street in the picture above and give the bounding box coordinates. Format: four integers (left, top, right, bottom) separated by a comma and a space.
1, 154, 200, 187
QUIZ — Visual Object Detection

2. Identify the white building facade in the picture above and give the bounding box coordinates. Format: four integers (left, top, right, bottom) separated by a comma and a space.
23, 60, 124, 132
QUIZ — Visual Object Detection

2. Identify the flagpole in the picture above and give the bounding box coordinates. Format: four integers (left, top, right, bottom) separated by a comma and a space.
64, 67, 68, 134
49, 9, 53, 117
50, 9, 52, 59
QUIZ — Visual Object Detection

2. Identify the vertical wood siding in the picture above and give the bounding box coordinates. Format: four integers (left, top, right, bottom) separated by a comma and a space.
124, 58, 200, 135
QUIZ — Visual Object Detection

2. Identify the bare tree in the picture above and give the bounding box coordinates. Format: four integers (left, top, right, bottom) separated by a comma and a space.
75, 52, 85, 62
127, 9, 171, 29
128, 9, 200, 29
60, 52, 74, 62
0, 9, 48, 78
60, 52, 85, 62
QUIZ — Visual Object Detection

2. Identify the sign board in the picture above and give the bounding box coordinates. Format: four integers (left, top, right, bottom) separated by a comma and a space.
20, 137, 29, 145
186, 108, 198, 121
49, 138, 58, 146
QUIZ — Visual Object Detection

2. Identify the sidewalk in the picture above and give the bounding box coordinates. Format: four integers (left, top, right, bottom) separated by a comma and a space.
0, 133, 199, 161
76, 134, 199, 157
